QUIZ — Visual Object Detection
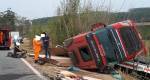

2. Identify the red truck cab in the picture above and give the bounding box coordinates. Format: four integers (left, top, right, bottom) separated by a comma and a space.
65, 20, 146, 70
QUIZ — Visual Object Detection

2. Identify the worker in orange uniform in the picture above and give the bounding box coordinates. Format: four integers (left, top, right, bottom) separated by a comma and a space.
33, 35, 42, 63
0, 32, 3, 45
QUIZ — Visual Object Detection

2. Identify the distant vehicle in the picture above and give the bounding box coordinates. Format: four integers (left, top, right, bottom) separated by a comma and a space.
7, 31, 27, 58
10, 31, 24, 47
64, 20, 147, 72
0, 29, 11, 49
10, 31, 19, 40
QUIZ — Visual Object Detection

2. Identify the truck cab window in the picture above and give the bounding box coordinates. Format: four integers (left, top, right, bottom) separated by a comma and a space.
79, 47, 92, 62
120, 27, 141, 54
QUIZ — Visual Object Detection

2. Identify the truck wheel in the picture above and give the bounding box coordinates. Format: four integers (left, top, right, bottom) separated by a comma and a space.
22, 53, 27, 58
7, 52, 12, 57
38, 58, 46, 65
17, 54, 22, 58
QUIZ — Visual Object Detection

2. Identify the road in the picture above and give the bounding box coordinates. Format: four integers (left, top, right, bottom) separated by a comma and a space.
0, 50, 44, 80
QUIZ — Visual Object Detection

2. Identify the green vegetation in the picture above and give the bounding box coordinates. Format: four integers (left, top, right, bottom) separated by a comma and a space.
138, 26, 150, 40
0, 9, 16, 30
0, 2, 150, 52
0, 9, 31, 36
145, 40, 150, 54
32, 8, 150, 25
29, 7, 150, 46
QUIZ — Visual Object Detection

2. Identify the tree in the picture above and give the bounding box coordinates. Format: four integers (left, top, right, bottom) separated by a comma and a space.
15, 16, 32, 36
0, 9, 32, 37
48, 0, 113, 45
50, 0, 80, 44
0, 9, 16, 30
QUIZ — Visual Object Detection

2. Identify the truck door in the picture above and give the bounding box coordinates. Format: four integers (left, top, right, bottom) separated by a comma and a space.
77, 44, 96, 69
86, 33, 103, 69
72, 36, 96, 69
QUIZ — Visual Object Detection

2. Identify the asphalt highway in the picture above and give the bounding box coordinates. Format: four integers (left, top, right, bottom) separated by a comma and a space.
0, 50, 43, 80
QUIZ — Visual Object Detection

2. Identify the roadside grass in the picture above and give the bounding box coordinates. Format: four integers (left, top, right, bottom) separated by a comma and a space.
144, 40, 150, 56
120, 73, 136, 80
117, 69, 137, 80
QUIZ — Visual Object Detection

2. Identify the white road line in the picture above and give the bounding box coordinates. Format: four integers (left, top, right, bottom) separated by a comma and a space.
20, 58, 47, 80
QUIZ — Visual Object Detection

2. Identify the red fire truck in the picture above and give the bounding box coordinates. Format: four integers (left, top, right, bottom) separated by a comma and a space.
64, 20, 146, 72
0, 29, 11, 49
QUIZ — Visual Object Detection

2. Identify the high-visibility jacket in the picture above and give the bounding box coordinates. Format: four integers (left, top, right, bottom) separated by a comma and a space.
33, 38, 42, 53
33, 38, 42, 60
33, 38, 36, 50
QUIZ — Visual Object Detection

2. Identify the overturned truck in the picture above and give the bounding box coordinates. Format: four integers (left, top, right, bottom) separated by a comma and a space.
64, 20, 147, 73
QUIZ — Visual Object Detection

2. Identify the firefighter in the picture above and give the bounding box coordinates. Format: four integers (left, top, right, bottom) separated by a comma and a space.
33, 35, 42, 63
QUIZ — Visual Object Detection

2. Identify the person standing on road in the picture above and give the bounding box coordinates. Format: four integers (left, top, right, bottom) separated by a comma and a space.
13, 35, 20, 57
33, 35, 42, 63
41, 32, 50, 60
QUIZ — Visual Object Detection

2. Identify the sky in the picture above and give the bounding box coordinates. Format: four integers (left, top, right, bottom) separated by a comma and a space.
0, 0, 150, 19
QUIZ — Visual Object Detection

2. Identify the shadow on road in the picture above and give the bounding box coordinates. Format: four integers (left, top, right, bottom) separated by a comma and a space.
0, 73, 34, 80
0, 47, 10, 50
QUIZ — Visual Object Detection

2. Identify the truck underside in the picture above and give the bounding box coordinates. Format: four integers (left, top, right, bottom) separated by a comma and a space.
115, 56, 150, 79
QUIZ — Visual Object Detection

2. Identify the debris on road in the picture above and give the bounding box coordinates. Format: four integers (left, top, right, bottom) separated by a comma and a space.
28, 53, 72, 67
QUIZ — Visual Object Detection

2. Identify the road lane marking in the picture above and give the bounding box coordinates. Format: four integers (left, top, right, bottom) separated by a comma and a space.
20, 58, 47, 80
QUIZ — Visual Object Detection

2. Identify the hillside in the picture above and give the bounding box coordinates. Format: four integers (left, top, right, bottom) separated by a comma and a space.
32, 16, 59, 26
32, 7, 150, 25
31, 8, 150, 40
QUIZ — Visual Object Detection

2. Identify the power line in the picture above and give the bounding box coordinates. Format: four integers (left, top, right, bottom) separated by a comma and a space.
118, 0, 126, 12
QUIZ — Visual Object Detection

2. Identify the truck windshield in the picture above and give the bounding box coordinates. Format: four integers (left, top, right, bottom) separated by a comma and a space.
95, 29, 118, 64
119, 27, 142, 55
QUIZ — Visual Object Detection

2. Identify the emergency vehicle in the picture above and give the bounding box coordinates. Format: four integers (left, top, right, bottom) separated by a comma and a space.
0, 29, 11, 49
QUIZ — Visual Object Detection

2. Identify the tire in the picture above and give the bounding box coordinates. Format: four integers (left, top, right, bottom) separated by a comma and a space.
17, 54, 22, 58
13, 54, 19, 58
7, 52, 12, 57
22, 53, 27, 58
38, 58, 46, 65
38, 60, 45, 65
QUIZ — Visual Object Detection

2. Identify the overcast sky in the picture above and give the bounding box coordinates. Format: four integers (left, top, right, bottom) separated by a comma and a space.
0, 0, 150, 19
